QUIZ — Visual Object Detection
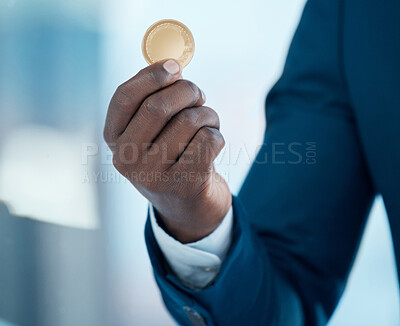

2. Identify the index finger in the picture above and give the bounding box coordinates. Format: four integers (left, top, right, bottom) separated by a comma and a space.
104, 59, 182, 143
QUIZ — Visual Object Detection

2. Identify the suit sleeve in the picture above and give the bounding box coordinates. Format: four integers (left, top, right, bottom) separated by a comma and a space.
144, 0, 375, 325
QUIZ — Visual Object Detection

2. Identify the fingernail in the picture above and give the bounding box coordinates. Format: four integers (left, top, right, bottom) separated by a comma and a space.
163, 60, 180, 75
201, 90, 206, 102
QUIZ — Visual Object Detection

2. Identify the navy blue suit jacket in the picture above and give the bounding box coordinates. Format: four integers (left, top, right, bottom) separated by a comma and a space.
145, 0, 400, 324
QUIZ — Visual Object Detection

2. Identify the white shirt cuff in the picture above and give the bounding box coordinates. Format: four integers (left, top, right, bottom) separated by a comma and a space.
149, 204, 234, 289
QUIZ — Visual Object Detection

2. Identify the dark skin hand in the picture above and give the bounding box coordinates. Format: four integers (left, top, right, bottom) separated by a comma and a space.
104, 59, 232, 243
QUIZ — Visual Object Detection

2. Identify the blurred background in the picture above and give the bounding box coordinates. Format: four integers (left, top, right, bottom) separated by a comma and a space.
0, 0, 399, 325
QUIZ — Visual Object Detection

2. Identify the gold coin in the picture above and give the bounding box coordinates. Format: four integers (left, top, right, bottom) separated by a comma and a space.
142, 19, 195, 68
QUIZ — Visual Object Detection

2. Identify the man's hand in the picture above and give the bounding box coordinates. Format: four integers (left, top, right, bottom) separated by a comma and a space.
104, 60, 232, 243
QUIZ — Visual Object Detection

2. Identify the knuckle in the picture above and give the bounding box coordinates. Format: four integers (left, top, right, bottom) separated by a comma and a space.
177, 108, 200, 126
217, 133, 226, 148
201, 127, 225, 147
200, 126, 217, 140
114, 84, 133, 110
182, 80, 200, 94
201, 106, 220, 129
143, 96, 168, 118
147, 68, 166, 87
181, 80, 201, 103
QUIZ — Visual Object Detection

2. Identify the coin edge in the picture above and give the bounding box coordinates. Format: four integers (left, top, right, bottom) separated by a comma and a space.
141, 19, 195, 68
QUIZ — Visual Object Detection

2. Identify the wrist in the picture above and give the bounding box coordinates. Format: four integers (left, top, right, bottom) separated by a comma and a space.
153, 195, 232, 243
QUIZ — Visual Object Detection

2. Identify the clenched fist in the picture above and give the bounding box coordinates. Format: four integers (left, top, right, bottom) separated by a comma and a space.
104, 59, 232, 243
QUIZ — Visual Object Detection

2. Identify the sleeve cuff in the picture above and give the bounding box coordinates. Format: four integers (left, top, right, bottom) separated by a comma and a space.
149, 204, 233, 289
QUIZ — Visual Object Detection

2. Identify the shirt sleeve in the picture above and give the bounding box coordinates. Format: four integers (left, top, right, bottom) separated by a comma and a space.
149, 204, 234, 289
